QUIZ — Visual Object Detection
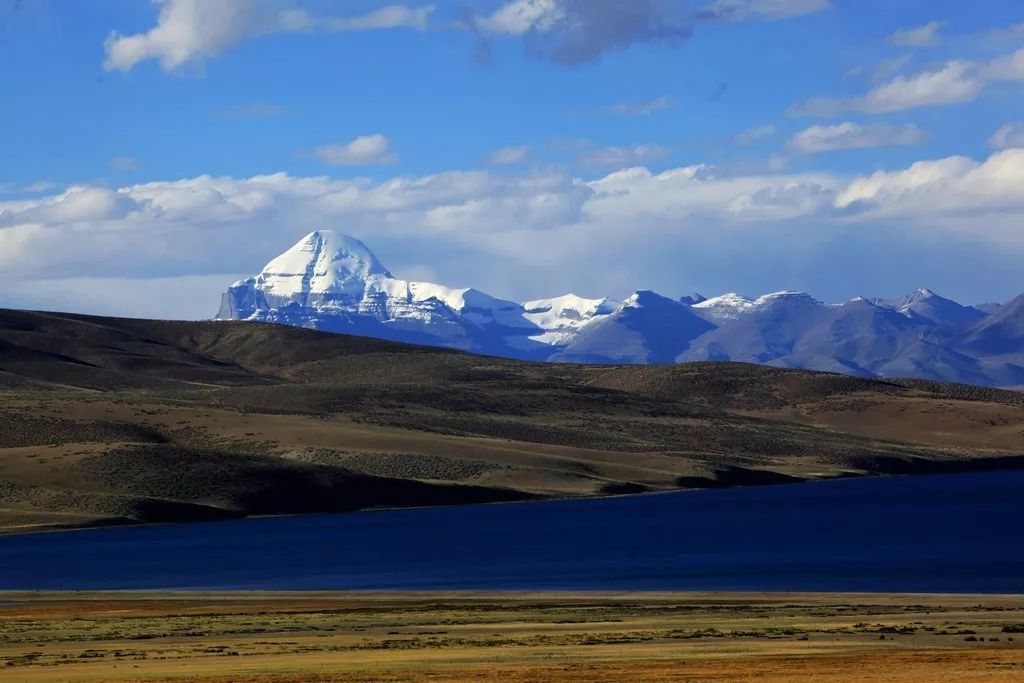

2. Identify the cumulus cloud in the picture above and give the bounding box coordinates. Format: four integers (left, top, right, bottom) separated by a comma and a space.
0, 186, 143, 226
793, 48, 1024, 116
0, 163, 840, 287
103, 0, 434, 72
475, 0, 564, 34
790, 122, 926, 153
835, 149, 1024, 220
486, 146, 530, 165
5, 148, 1024, 315
474, 0, 692, 65
888, 20, 944, 48
990, 122, 1024, 150
982, 47, 1024, 81
313, 135, 398, 166
861, 61, 981, 112
725, 181, 834, 219
470, 0, 830, 64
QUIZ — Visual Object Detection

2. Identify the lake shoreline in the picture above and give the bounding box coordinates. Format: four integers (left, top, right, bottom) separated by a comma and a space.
5, 457, 1024, 539
2, 469, 1021, 593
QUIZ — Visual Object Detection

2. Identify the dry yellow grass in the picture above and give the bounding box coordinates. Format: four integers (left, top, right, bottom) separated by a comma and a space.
1, 592, 1022, 682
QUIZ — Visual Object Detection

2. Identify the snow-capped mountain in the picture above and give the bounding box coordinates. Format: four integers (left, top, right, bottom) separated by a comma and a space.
548, 291, 714, 364
869, 288, 987, 327
219, 231, 609, 359
217, 230, 1024, 386
521, 294, 620, 347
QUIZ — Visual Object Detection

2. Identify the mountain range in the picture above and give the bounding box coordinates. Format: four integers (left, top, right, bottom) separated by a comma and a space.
218, 230, 1024, 387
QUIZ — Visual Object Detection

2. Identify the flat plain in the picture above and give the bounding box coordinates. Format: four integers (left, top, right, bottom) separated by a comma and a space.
1, 592, 1022, 682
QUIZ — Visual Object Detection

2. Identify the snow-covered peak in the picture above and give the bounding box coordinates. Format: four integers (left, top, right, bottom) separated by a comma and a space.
692, 292, 756, 324
621, 290, 676, 309
524, 294, 618, 323
870, 287, 986, 326
692, 291, 824, 325
752, 291, 822, 307
258, 230, 392, 299
523, 293, 619, 345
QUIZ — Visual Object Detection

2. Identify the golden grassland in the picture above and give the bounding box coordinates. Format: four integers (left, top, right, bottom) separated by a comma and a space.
1, 592, 1022, 682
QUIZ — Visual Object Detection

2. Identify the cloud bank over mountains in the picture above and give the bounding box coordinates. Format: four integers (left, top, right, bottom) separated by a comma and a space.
3, 146, 1024, 318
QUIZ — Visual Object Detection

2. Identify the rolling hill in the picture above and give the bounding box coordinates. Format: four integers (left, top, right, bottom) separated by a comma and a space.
3, 306, 1024, 532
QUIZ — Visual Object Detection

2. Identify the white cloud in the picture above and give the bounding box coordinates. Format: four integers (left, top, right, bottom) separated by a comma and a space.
888, 20, 944, 48
486, 146, 530, 165
323, 4, 433, 31
790, 122, 926, 153
471, 0, 829, 65
473, 0, 691, 65
703, 0, 831, 22
793, 48, 1024, 116
982, 47, 1024, 82
313, 135, 398, 166
0, 164, 838, 287
835, 149, 1024, 219
5, 149, 1024, 314
103, 0, 434, 72
726, 181, 834, 219
0, 186, 143, 226
581, 144, 670, 167
990, 123, 1024, 150
476, 0, 563, 35
734, 124, 777, 145
861, 60, 981, 112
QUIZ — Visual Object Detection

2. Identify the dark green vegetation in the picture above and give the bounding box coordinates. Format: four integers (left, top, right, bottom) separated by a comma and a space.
3, 307, 1024, 531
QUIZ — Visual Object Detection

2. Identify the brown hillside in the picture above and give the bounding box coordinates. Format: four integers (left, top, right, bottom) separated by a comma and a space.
2, 308, 1023, 532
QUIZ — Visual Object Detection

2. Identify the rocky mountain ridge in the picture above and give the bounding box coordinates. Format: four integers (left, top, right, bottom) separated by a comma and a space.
218, 230, 1024, 386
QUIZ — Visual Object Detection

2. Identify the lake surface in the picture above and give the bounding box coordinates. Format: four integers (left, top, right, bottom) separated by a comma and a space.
1, 471, 1022, 592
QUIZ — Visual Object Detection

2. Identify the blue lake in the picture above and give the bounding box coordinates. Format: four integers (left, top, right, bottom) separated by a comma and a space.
1, 470, 1022, 592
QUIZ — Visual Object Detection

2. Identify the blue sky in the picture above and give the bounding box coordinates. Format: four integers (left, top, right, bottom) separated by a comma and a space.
1, 0, 1024, 318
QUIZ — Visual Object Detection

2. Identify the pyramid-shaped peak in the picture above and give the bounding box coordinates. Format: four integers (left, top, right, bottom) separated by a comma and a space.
906, 287, 938, 301
255, 230, 393, 300
263, 230, 392, 281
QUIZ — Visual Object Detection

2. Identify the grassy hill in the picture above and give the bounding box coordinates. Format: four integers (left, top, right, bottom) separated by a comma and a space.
3, 307, 1024, 532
